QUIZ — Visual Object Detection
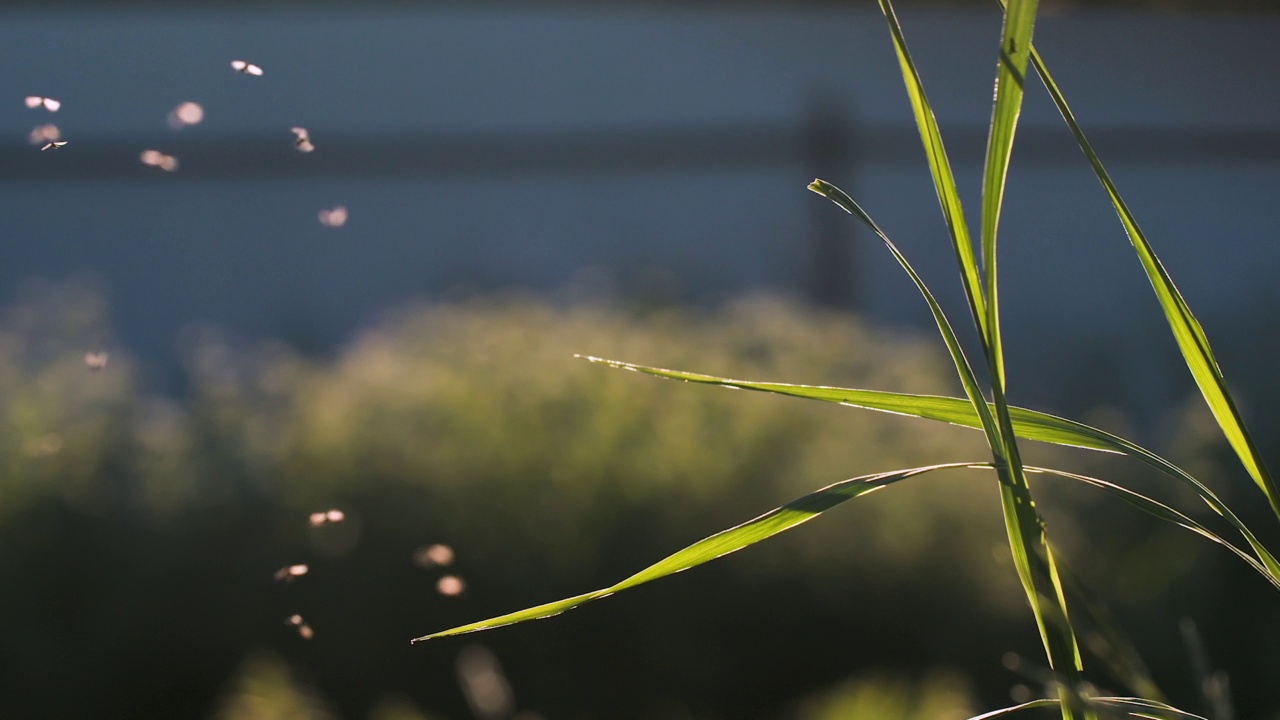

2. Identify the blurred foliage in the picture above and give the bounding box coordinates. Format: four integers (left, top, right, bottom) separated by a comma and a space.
214, 653, 339, 720
791, 672, 974, 720
0, 280, 1275, 718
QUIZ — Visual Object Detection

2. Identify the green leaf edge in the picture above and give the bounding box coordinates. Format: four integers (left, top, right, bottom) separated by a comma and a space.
575, 355, 1280, 585
413, 462, 1270, 644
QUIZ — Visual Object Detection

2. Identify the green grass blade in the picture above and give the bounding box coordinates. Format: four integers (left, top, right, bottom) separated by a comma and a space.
808, 180, 1001, 450
1056, 562, 1166, 702
980, 0, 1038, 389
968, 2, 1087, 706
875, 4, 1082, 702
971, 697, 1206, 720
968, 699, 1061, 719
1028, 467, 1280, 592
1004, 0, 1280, 522
412, 462, 976, 642
573, 357, 1280, 586
876, 0, 987, 340
1093, 698, 1207, 720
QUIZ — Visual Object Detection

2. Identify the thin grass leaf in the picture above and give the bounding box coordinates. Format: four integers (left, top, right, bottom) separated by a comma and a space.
1055, 562, 1166, 702
998, 0, 1280, 522
966, 3, 1087, 709
806, 182, 1072, 666
970, 697, 1205, 720
573, 358, 1280, 585
875, 0, 987, 340
874, 4, 1082, 703
1093, 697, 1207, 720
412, 462, 976, 642
968, 699, 1060, 719
980, 0, 1038, 389
807, 180, 1002, 452
1027, 467, 1280, 592
816, 165, 1082, 720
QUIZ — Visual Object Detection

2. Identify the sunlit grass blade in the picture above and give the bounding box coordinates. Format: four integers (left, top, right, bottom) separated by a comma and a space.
874, 3, 1082, 705
574, 357, 1280, 585
808, 179, 1001, 451
876, 0, 987, 340
980, 0, 1038, 389
812, 174, 1083, 710
1092, 697, 1207, 720
1028, 467, 1280, 592
1057, 562, 1166, 702
965, 2, 1087, 710
1002, 0, 1280, 522
968, 699, 1060, 719
411, 462, 976, 642
970, 697, 1205, 720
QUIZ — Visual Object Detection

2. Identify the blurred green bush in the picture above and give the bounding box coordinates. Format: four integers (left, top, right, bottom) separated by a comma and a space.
0, 280, 1260, 719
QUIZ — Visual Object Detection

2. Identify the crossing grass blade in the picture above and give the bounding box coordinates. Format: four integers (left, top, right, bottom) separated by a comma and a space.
1055, 561, 1166, 702
875, 0, 987, 340
1027, 467, 1280, 592
967, 4, 1091, 714
997, 0, 1280, 523
574, 357, 1280, 586
411, 462, 977, 642
969, 697, 1206, 720
814, 173, 1082, 719
980, 0, 1038, 390
806, 180, 1002, 454
414, 458, 1275, 650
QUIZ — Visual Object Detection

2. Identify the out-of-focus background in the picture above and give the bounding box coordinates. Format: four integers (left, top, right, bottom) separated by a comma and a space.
2, 0, 1279, 718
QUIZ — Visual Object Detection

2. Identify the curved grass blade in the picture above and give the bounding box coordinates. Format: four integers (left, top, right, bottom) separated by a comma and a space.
573, 357, 1280, 585
980, 0, 1038, 390
970, 697, 1205, 720
1027, 466, 1280, 593
874, 3, 1082, 702
807, 180, 1001, 451
1055, 561, 1166, 702
414, 458, 1275, 645
1000, 0, 1280, 523
811, 176, 1083, 694
412, 462, 977, 642
968, 699, 1060, 719
876, 0, 987, 341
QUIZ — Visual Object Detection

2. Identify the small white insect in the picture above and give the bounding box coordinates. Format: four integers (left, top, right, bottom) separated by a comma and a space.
290, 126, 314, 153
25, 96, 61, 112
84, 352, 109, 369
318, 206, 348, 227
230, 60, 264, 76
41, 141, 67, 151
273, 564, 309, 582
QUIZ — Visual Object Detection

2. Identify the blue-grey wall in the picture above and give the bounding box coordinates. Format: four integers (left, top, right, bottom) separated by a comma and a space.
3, 5, 1278, 414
